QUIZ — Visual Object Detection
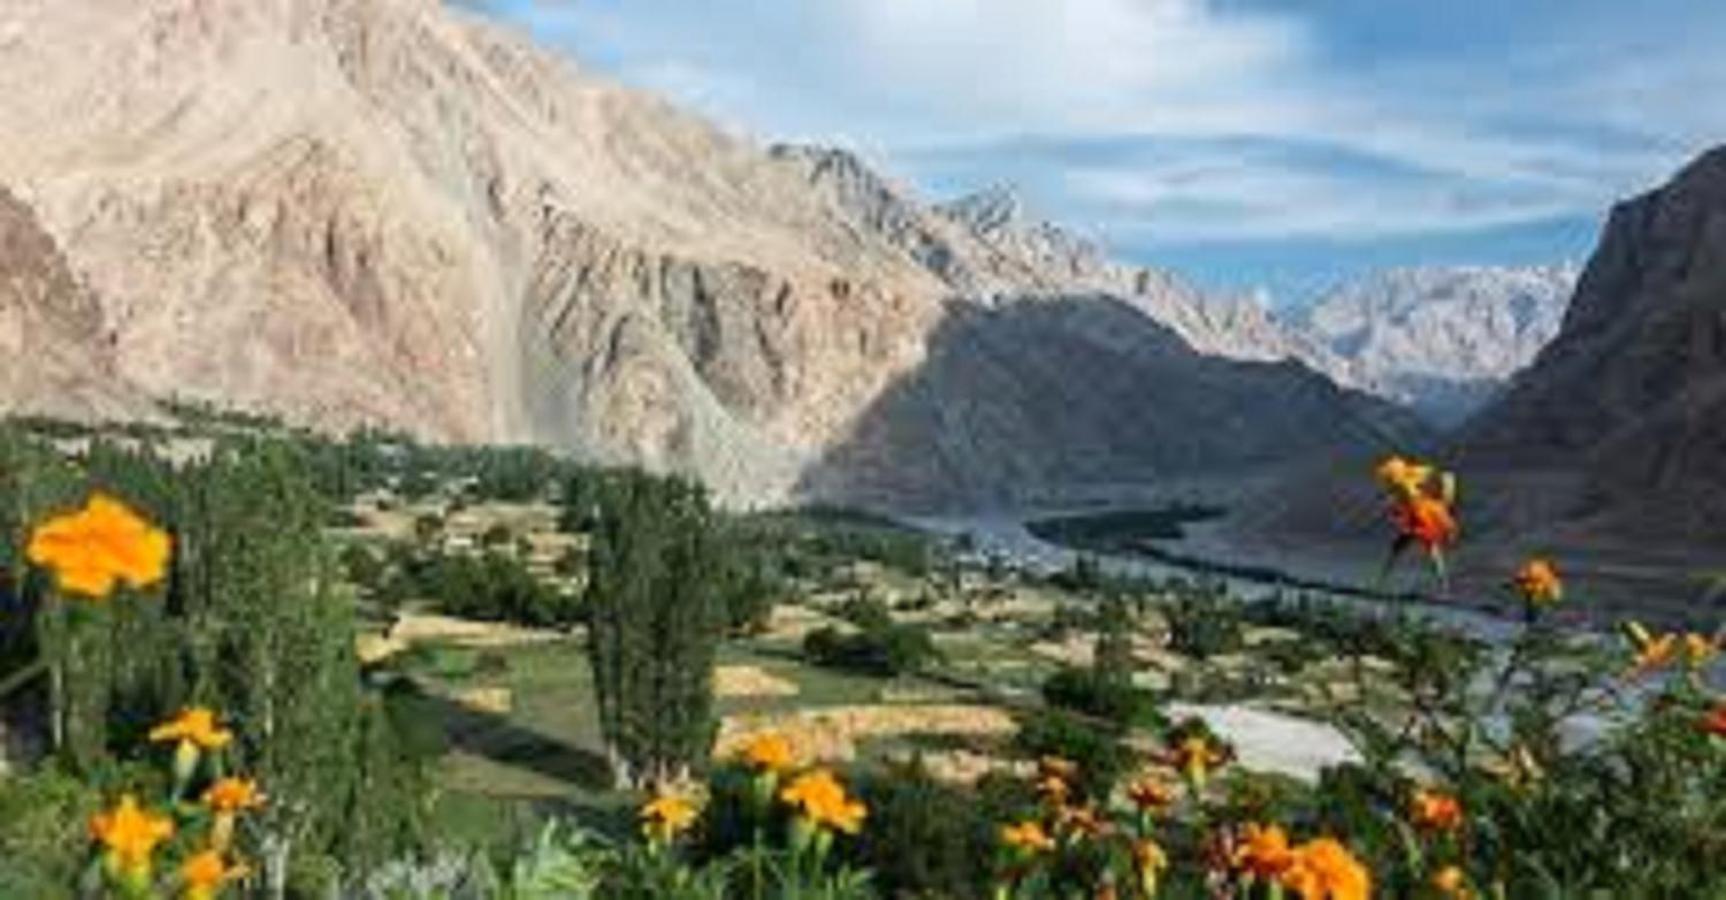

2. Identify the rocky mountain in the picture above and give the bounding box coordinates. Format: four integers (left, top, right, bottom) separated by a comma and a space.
772, 145, 1331, 368
1458, 146, 1726, 549
1290, 266, 1579, 427
0, 0, 1426, 510
1212, 148, 1726, 614
0, 186, 141, 420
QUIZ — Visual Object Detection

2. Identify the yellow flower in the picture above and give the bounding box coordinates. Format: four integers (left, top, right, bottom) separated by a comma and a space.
89, 794, 175, 882
203, 777, 266, 852
1622, 621, 1678, 676
26, 492, 172, 599
150, 707, 234, 752
740, 732, 796, 774
151, 707, 234, 786
1164, 734, 1231, 789
179, 848, 247, 900
1125, 775, 1176, 814
1036, 772, 1072, 807
1432, 864, 1472, 898
1279, 837, 1371, 900
1512, 559, 1562, 607
1054, 803, 1109, 840
1376, 456, 1434, 499
639, 790, 700, 843
1680, 633, 1719, 670
1133, 838, 1169, 895
1232, 823, 1294, 881
1409, 788, 1464, 832
1000, 820, 1055, 855
780, 769, 867, 834
203, 778, 265, 814
1037, 755, 1079, 783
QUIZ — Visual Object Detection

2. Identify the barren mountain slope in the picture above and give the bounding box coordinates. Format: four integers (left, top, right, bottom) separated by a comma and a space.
0, 0, 1430, 507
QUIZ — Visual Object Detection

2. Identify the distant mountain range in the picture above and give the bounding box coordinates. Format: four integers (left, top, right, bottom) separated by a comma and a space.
1220, 147, 1726, 613
0, 0, 1576, 513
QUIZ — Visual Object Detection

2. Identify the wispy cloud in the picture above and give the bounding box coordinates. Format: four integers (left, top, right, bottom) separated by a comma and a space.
468, 0, 1726, 293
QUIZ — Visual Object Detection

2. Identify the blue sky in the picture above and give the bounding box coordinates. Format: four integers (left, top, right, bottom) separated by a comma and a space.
466, 0, 1726, 303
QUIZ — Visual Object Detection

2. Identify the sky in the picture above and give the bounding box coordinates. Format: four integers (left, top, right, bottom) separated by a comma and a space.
465, 0, 1726, 304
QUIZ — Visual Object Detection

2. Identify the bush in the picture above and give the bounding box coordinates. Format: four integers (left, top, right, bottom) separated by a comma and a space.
1013, 710, 1134, 801
803, 623, 940, 678
0, 766, 101, 898
1040, 667, 1166, 730
836, 594, 894, 631
847, 759, 996, 899
1163, 589, 1244, 659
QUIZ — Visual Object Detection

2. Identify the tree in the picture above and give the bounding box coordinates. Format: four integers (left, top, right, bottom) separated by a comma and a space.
1094, 588, 1134, 690
582, 472, 726, 787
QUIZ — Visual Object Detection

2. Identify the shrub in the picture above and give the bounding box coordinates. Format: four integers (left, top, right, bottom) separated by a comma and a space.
837, 594, 894, 632
1041, 667, 1165, 730
1013, 709, 1134, 801
1163, 589, 1244, 659
847, 759, 995, 899
803, 623, 940, 678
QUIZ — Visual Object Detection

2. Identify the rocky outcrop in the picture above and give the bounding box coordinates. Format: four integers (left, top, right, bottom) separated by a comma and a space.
0, 187, 140, 419
1458, 146, 1726, 546
1217, 148, 1726, 614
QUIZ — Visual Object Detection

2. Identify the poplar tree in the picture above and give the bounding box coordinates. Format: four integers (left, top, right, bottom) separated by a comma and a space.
582, 471, 725, 787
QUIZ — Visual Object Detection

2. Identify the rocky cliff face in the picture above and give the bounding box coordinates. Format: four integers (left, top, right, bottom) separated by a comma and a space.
0, 0, 1427, 509
1292, 266, 1578, 427
0, 186, 140, 419
1215, 148, 1726, 613
1458, 146, 1726, 546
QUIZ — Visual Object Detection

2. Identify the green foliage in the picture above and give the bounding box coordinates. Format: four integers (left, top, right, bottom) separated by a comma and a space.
846, 759, 996, 899
583, 471, 727, 786
802, 623, 939, 679
0, 764, 100, 898
1162, 586, 1244, 660
408, 550, 579, 628
1039, 667, 1164, 730
0, 430, 436, 886
1012, 710, 1133, 801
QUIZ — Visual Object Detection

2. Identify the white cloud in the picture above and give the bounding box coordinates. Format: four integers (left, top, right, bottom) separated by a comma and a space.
479, 0, 1726, 247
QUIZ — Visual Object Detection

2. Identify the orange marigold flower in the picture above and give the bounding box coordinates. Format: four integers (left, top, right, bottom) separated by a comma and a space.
1512, 559, 1562, 607
639, 790, 700, 843
150, 707, 234, 752
1125, 775, 1176, 813
780, 769, 867, 834
89, 794, 175, 879
1055, 803, 1109, 840
739, 732, 796, 774
1000, 820, 1055, 855
1375, 456, 1434, 500
1393, 496, 1458, 549
1279, 837, 1371, 900
203, 777, 266, 814
26, 493, 171, 599
1232, 823, 1295, 880
1432, 864, 1472, 898
1622, 621, 1678, 676
1680, 633, 1720, 671
1036, 773, 1071, 806
1164, 734, 1232, 788
1700, 702, 1726, 739
1038, 755, 1079, 783
1133, 838, 1169, 895
180, 848, 248, 900
1410, 788, 1464, 832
